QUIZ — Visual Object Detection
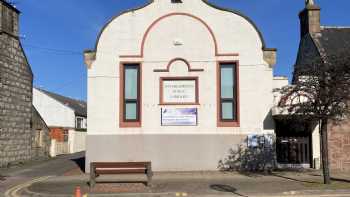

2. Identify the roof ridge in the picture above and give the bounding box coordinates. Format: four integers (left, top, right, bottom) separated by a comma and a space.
35, 87, 86, 104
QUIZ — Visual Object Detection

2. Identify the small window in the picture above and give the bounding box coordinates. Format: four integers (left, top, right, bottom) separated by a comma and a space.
76, 117, 84, 129
217, 62, 239, 127
63, 130, 69, 142
120, 63, 141, 127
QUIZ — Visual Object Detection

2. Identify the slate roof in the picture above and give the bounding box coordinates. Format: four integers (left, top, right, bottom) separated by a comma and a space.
313, 27, 350, 58
36, 88, 87, 117
293, 26, 350, 82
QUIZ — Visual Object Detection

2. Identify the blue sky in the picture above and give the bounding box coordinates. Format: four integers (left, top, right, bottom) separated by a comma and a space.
16, 0, 350, 101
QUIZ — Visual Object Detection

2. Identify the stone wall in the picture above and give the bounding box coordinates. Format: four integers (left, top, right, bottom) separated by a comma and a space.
31, 107, 51, 159
0, 1, 36, 167
0, 32, 34, 167
328, 120, 350, 171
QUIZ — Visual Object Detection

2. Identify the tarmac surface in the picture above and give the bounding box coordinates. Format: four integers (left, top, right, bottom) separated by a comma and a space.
0, 152, 85, 197
1, 152, 350, 197
18, 171, 350, 197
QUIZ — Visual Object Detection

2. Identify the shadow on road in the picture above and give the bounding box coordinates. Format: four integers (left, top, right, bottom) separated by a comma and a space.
308, 173, 350, 183
272, 174, 320, 184
71, 156, 85, 173
210, 184, 248, 197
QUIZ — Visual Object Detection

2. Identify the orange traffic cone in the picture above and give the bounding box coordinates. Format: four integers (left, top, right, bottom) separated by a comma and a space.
75, 186, 82, 197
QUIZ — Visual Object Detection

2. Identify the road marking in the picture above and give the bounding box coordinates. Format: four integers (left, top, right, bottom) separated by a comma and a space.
175, 193, 188, 197
4, 176, 52, 197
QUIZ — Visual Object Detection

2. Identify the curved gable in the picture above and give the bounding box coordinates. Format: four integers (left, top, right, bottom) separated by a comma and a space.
93, 0, 267, 52
202, 0, 266, 49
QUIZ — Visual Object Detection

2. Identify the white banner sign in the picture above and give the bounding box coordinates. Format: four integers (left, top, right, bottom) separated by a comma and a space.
163, 80, 196, 103
161, 108, 197, 126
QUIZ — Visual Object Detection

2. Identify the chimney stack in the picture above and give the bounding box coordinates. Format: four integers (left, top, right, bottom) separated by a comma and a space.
0, 0, 20, 37
299, 0, 321, 37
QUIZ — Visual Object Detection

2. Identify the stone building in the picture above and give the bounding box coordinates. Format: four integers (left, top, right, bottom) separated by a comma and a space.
0, 0, 45, 167
33, 87, 87, 155
294, 1, 350, 171
84, 0, 288, 172
274, 1, 350, 171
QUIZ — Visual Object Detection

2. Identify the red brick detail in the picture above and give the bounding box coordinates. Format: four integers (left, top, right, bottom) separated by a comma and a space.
50, 128, 67, 142
328, 120, 350, 171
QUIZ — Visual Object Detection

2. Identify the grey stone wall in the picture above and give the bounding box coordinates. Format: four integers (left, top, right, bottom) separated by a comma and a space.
0, 1, 36, 167
31, 107, 51, 159
0, 33, 34, 167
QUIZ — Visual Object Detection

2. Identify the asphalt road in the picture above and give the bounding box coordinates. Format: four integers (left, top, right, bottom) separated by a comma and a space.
1, 153, 350, 197
0, 152, 84, 196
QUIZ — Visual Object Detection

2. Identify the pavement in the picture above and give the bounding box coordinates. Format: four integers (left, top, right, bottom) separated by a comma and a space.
1, 153, 350, 197
13, 171, 350, 197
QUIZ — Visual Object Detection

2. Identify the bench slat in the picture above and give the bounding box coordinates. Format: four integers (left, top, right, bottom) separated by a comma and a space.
96, 169, 146, 174
92, 162, 150, 168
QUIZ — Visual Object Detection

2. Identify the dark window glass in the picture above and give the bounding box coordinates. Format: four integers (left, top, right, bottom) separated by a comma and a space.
76, 117, 83, 129
123, 64, 140, 121
220, 63, 236, 121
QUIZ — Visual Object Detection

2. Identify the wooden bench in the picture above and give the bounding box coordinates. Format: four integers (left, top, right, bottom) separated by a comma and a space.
89, 162, 153, 188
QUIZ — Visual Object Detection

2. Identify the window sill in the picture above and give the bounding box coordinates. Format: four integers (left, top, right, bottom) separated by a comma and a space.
217, 121, 240, 127
120, 122, 141, 128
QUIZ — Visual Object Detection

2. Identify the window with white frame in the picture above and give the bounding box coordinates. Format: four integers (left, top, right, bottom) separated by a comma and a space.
76, 117, 84, 129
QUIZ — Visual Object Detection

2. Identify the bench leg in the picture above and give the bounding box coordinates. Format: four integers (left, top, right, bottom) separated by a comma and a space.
146, 164, 153, 187
146, 173, 152, 187
90, 163, 95, 188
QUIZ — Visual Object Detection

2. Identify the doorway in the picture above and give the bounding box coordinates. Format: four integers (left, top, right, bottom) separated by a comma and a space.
275, 119, 313, 168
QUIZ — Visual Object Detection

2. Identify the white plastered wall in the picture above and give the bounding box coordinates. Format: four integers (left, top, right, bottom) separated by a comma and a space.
33, 88, 75, 128
273, 77, 289, 90
312, 124, 321, 169
68, 129, 87, 153
86, 0, 275, 171
88, 0, 274, 135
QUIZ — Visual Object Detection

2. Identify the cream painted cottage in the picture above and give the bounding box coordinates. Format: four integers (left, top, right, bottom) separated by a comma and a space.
84, 0, 284, 171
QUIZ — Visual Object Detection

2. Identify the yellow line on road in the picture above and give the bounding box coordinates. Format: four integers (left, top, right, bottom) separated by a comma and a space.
4, 176, 52, 197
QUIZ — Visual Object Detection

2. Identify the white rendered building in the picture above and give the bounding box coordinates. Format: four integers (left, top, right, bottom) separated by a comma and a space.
84, 0, 283, 171
33, 88, 87, 154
